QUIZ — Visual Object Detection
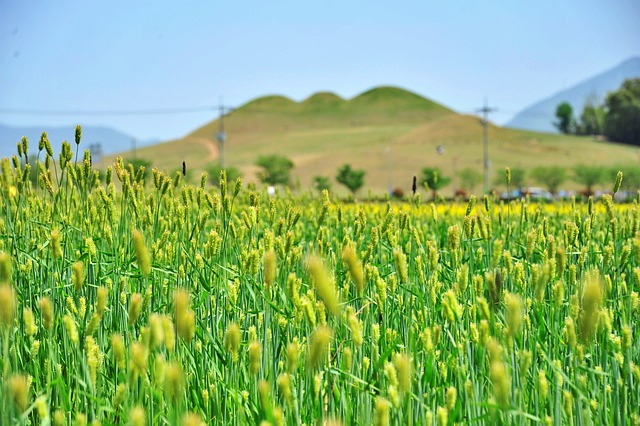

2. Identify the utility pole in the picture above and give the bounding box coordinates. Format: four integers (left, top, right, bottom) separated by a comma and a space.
216, 98, 234, 169
476, 98, 497, 195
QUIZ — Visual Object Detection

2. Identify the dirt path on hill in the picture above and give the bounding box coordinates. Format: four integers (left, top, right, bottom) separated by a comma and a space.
190, 137, 218, 162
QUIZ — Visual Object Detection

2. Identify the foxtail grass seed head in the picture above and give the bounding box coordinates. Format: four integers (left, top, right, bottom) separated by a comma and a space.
0, 283, 16, 327
51, 229, 62, 260
128, 406, 145, 426
393, 248, 408, 284
342, 246, 364, 296
614, 171, 623, 194
505, 293, 524, 339
264, 250, 276, 289
0, 251, 11, 283
96, 287, 108, 316
23, 308, 38, 337
308, 325, 332, 370
165, 361, 185, 402
394, 353, 412, 393
128, 293, 142, 326
111, 333, 126, 369
580, 271, 603, 343
132, 230, 151, 276
63, 314, 79, 344
182, 413, 205, 426
38, 297, 54, 331
446, 387, 457, 411
306, 256, 340, 316
8, 374, 30, 411
174, 289, 195, 342
373, 397, 391, 426
72, 261, 84, 292
249, 340, 262, 375
287, 341, 299, 373
347, 309, 363, 347
225, 323, 241, 361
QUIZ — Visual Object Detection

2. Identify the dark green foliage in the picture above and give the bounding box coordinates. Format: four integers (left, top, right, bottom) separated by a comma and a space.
531, 165, 566, 194
256, 154, 294, 186
420, 167, 451, 199
553, 102, 575, 134
573, 165, 605, 195
312, 176, 332, 193
336, 164, 365, 196
456, 167, 482, 193
603, 78, 640, 145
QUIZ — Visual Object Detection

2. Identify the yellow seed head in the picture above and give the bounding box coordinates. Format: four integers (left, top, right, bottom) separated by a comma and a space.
505, 292, 524, 339
436, 406, 448, 426
51, 229, 62, 260
23, 307, 38, 337
308, 325, 333, 370
181, 413, 204, 426
490, 360, 510, 407
37, 297, 53, 331
347, 309, 363, 347
538, 370, 549, 400
72, 261, 84, 292
162, 316, 175, 352
306, 256, 340, 316
286, 341, 299, 373
373, 397, 391, 426
130, 341, 148, 376
224, 323, 241, 361
149, 314, 165, 349
111, 334, 126, 369
248, 340, 262, 375
264, 250, 276, 289
0, 251, 12, 282
128, 406, 145, 426
96, 287, 108, 316
113, 383, 127, 409
580, 271, 603, 343
342, 245, 364, 296
165, 362, 185, 402
63, 314, 78, 344
446, 386, 457, 411
393, 353, 412, 393
277, 373, 292, 403
8, 374, 30, 411
174, 289, 195, 343
132, 230, 151, 276
393, 248, 408, 284
0, 283, 16, 327
128, 293, 142, 326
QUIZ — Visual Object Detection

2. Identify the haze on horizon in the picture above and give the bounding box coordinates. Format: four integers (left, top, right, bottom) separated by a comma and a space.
1, 0, 639, 141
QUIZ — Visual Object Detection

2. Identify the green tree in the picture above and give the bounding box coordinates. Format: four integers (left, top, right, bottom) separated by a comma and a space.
207, 165, 242, 187
255, 154, 294, 186
312, 176, 332, 193
573, 164, 605, 195
336, 164, 365, 196
576, 95, 605, 136
603, 78, 640, 145
457, 167, 482, 194
531, 165, 566, 195
421, 167, 451, 199
553, 102, 575, 134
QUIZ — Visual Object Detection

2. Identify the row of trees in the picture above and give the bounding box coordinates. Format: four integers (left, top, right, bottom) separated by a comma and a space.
429, 164, 638, 198
554, 78, 640, 145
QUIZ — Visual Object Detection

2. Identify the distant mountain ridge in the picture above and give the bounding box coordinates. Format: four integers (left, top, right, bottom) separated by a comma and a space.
0, 123, 158, 159
506, 57, 640, 133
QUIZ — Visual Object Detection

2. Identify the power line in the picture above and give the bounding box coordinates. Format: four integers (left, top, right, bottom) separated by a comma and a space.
476, 98, 498, 195
0, 106, 217, 116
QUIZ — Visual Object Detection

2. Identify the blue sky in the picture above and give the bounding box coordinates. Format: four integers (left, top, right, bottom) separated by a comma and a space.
1, 0, 639, 140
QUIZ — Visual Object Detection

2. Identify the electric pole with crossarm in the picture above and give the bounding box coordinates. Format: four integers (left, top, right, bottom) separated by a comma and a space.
216, 98, 234, 169
476, 98, 498, 195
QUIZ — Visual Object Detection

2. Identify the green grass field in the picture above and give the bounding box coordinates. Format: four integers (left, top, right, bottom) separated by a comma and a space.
1, 137, 639, 424
104, 86, 640, 196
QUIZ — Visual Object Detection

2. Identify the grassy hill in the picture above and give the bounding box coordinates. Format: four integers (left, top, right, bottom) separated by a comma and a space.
104, 86, 639, 196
